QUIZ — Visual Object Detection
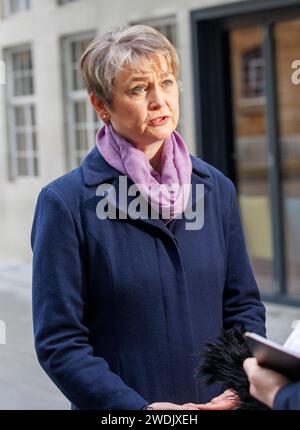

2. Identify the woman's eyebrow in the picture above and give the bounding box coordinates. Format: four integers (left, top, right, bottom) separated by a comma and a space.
128, 76, 149, 83
128, 72, 173, 83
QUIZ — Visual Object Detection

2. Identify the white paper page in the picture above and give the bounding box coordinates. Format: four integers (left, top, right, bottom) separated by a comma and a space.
283, 320, 300, 354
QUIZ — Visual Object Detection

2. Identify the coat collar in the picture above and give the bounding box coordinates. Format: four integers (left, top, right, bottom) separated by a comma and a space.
81, 146, 212, 233
81, 146, 212, 187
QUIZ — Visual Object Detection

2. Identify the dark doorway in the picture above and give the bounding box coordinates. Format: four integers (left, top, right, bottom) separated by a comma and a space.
191, 0, 300, 305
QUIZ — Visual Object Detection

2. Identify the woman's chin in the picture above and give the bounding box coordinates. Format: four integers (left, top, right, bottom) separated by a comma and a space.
147, 126, 175, 141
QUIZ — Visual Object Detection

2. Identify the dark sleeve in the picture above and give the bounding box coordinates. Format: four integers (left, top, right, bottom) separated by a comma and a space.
222, 181, 266, 336
273, 381, 300, 410
31, 186, 149, 410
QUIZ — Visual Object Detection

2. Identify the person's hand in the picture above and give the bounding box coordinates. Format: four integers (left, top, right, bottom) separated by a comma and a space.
182, 389, 240, 410
243, 357, 291, 408
146, 402, 200, 410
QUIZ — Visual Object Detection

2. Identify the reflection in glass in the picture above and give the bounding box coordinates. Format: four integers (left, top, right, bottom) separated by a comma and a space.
275, 19, 300, 297
230, 27, 274, 294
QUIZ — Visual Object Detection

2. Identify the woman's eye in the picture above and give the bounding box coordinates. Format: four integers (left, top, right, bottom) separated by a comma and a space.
130, 86, 147, 95
162, 79, 174, 87
130, 80, 174, 95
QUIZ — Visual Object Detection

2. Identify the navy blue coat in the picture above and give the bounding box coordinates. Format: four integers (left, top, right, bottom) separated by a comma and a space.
31, 146, 266, 410
274, 382, 300, 410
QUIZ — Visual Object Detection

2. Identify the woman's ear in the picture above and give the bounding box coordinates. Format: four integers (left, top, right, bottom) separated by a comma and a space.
89, 93, 110, 123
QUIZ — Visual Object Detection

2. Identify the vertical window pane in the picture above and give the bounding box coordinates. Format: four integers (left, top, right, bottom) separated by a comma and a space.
7, 46, 37, 178
17, 157, 29, 176
11, 104, 38, 177
5, 0, 31, 16
32, 132, 37, 151
70, 39, 91, 91
230, 27, 274, 294
15, 106, 26, 126
72, 68, 80, 91
33, 157, 39, 176
165, 23, 175, 45
16, 133, 26, 151
241, 47, 265, 99
13, 77, 21, 96
27, 76, 34, 96
275, 19, 300, 298
74, 101, 86, 124
75, 130, 88, 151
12, 52, 20, 71
30, 104, 35, 125
12, 49, 34, 96
71, 41, 77, 64
63, 33, 96, 168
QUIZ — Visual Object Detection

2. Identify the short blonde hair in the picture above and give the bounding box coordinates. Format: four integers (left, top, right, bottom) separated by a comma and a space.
80, 25, 179, 109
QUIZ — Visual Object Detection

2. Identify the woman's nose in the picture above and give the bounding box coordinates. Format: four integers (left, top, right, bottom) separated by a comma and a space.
148, 88, 165, 110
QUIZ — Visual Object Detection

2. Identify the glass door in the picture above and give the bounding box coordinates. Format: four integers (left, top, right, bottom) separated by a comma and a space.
230, 27, 274, 294
275, 19, 300, 298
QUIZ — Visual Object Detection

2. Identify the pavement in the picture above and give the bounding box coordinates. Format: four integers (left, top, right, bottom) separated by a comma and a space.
0, 261, 68, 410
0, 260, 299, 410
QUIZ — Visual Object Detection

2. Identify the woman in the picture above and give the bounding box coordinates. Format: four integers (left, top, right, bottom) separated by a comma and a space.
31, 25, 266, 410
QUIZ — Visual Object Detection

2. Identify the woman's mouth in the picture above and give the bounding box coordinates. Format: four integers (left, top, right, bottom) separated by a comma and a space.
147, 116, 170, 127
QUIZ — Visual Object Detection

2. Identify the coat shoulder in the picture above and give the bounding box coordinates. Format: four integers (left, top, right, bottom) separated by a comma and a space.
44, 166, 83, 194
38, 166, 85, 217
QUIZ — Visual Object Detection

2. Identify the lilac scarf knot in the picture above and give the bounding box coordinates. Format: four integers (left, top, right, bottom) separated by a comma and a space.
96, 124, 192, 223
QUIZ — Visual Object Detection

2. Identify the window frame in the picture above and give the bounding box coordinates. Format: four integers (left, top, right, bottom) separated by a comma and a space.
2, 0, 31, 18
241, 45, 265, 100
61, 31, 100, 169
5, 44, 38, 179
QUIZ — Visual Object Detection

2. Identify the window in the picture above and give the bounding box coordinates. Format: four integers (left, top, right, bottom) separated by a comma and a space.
62, 33, 100, 168
230, 28, 272, 294
241, 46, 265, 99
130, 15, 178, 68
3, 0, 31, 17
5, 46, 38, 178
135, 16, 178, 47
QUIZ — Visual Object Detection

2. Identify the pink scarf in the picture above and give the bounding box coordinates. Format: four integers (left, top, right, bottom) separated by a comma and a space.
95, 123, 192, 223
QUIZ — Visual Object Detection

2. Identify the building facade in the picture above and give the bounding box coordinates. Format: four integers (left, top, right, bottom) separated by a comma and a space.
0, 0, 299, 304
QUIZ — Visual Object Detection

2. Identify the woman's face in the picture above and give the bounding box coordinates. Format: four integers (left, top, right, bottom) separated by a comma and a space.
107, 54, 179, 148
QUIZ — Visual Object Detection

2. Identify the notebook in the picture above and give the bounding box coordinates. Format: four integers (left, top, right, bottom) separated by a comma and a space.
244, 328, 300, 381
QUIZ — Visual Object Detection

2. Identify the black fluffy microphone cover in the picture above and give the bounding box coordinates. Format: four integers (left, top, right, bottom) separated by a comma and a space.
194, 326, 269, 410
